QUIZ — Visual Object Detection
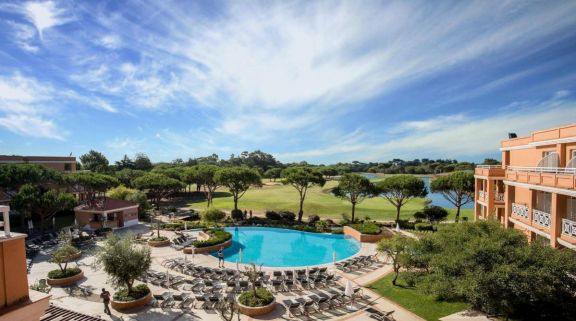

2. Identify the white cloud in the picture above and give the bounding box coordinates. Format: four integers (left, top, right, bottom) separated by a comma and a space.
23, 1, 70, 40
97, 34, 122, 49
0, 114, 65, 140
6, 21, 39, 52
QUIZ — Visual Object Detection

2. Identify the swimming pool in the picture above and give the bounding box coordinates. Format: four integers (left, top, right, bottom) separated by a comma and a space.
211, 227, 361, 267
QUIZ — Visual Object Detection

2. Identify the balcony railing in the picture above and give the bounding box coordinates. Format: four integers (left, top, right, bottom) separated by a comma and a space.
507, 166, 576, 174
495, 193, 504, 202
532, 209, 551, 228
562, 219, 576, 238
476, 165, 502, 169
478, 190, 486, 201
512, 203, 529, 219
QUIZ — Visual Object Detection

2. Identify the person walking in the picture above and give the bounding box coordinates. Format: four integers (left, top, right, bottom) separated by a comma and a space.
100, 288, 111, 315
243, 210, 248, 220
218, 246, 225, 268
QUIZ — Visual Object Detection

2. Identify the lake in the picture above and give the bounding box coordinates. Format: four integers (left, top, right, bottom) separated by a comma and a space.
360, 173, 473, 209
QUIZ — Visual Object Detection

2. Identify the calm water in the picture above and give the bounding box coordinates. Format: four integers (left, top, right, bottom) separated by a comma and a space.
360, 173, 473, 209
211, 227, 361, 267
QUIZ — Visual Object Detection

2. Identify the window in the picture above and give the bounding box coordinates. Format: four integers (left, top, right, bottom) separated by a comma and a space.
535, 191, 551, 213
568, 197, 576, 221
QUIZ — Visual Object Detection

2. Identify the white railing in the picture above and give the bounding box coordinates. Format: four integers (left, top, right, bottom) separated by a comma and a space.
0, 205, 11, 237
507, 166, 576, 174
479, 190, 486, 201
562, 219, 576, 238
476, 165, 503, 169
495, 193, 504, 202
532, 209, 551, 228
512, 203, 529, 219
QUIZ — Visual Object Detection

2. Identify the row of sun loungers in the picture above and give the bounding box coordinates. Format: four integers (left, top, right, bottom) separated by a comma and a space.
152, 292, 232, 310
335, 255, 378, 272
170, 235, 196, 250
282, 287, 364, 317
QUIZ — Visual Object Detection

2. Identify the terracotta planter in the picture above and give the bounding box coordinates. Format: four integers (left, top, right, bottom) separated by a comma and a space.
184, 238, 232, 254
148, 239, 170, 247
237, 298, 277, 317
47, 270, 84, 286
111, 291, 152, 311
343, 226, 392, 243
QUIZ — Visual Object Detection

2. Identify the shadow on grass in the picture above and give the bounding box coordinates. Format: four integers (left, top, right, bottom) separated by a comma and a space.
186, 192, 233, 204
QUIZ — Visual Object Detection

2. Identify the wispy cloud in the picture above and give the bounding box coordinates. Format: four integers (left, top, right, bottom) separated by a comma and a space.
23, 1, 71, 40
0, 114, 65, 140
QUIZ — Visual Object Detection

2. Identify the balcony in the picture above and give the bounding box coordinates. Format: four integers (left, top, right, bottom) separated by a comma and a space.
505, 166, 576, 190
532, 209, 551, 228
512, 203, 529, 219
478, 190, 486, 202
475, 165, 505, 177
562, 219, 576, 238
495, 192, 504, 202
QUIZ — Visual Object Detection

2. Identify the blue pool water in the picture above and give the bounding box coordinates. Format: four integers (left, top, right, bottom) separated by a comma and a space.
211, 227, 361, 267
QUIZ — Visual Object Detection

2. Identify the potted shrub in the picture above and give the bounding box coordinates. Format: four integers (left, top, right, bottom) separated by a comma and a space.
236, 263, 276, 316
47, 236, 83, 286
94, 233, 152, 311
147, 235, 170, 247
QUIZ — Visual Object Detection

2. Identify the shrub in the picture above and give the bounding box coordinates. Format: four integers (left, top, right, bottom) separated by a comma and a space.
315, 220, 330, 233
349, 222, 381, 235
238, 288, 274, 307
415, 223, 434, 231
95, 227, 112, 236
339, 213, 351, 224
231, 209, 244, 221
150, 236, 168, 242
331, 227, 344, 234
398, 219, 416, 230
308, 215, 320, 224
182, 212, 200, 221
192, 228, 232, 248
113, 284, 150, 301
48, 267, 81, 279
279, 211, 296, 221
265, 211, 281, 220
202, 208, 226, 222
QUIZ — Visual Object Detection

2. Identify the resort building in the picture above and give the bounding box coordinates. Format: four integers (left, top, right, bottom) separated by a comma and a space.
0, 205, 50, 321
74, 198, 139, 230
474, 123, 576, 250
0, 155, 77, 173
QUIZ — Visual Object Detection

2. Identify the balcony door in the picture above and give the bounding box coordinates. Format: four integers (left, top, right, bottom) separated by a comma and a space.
535, 191, 551, 213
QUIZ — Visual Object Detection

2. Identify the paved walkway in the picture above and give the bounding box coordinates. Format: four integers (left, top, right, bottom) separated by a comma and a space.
27, 224, 428, 321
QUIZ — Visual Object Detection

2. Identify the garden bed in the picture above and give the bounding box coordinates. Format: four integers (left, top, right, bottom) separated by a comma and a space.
344, 224, 391, 242
237, 289, 276, 316
111, 285, 152, 311
148, 236, 170, 247
47, 268, 84, 286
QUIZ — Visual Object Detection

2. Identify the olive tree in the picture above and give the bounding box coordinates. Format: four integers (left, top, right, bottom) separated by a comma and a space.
376, 235, 413, 285
332, 173, 376, 222
430, 171, 474, 222
215, 167, 262, 210
281, 167, 326, 222
376, 175, 427, 226
94, 233, 151, 295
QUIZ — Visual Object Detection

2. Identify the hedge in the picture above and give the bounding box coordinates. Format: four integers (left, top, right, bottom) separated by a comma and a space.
192, 228, 232, 248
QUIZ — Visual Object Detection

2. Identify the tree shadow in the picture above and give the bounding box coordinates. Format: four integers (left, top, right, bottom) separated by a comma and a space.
186, 192, 233, 204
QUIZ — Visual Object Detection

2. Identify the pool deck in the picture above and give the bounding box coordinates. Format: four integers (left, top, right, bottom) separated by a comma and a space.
28, 225, 427, 321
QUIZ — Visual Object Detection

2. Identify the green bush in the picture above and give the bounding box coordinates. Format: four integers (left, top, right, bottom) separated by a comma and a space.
349, 222, 381, 235
48, 267, 82, 279
265, 211, 281, 220
192, 228, 232, 248
150, 236, 168, 242
279, 211, 296, 221
308, 215, 320, 224
415, 223, 434, 231
315, 220, 330, 233
95, 227, 112, 236
231, 209, 244, 221
202, 208, 226, 222
113, 284, 150, 301
238, 288, 274, 307
398, 219, 416, 230
331, 227, 344, 234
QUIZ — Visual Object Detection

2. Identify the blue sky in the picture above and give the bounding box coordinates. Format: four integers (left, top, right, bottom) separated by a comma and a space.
0, 0, 575, 164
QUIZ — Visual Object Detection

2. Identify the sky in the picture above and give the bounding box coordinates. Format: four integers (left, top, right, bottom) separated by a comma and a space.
0, 0, 575, 165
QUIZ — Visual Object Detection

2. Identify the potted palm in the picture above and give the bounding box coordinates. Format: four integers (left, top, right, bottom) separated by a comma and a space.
236, 263, 276, 316
94, 233, 152, 311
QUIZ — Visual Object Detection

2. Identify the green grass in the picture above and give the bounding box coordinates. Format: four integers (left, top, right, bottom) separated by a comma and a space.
368, 273, 469, 321
186, 180, 473, 222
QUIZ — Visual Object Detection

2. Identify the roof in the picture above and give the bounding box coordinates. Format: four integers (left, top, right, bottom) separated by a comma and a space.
0, 155, 76, 163
41, 304, 105, 321
75, 197, 139, 212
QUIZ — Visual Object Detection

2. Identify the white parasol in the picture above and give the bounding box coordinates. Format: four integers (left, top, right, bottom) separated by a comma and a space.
333, 251, 337, 264
239, 248, 243, 263
184, 222, 187, 231
192, 247, 195, 265
345, 279, 355, 311
28, 219, 33, 231
395, 222, 400, 232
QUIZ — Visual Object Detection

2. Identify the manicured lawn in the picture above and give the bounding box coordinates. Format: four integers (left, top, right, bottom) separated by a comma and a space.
368, 273, 469, 321
186, 180, 473, 221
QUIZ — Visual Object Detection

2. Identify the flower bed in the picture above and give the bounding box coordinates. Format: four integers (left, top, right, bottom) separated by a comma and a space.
349, 222, 381, 235
192, 228, 231, 248
237, 289, 276, 316
148, 236, 170, 247
47, 267, 84, 286
111, 284, 152, 311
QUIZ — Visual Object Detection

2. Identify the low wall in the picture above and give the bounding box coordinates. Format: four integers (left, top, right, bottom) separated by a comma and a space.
47, 270, 84, 286
344, 226, 390, 243
237, 299, 277, 316
111, 292, 152, 311
183, 238, 232, 254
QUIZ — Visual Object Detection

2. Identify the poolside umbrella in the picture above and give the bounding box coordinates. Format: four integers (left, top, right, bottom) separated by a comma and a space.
184, 254, 187, 264
166, 269, 171, 295
236, 259, 239, 271
184, 222, 187, 230
52, 217, 56, 227
395, 222, 400, 232
333, 251, 337, 264
345, 279, 355, 311
239, 248, 243, 263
